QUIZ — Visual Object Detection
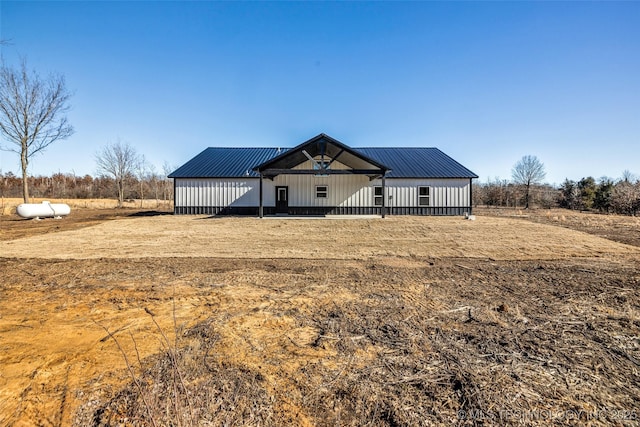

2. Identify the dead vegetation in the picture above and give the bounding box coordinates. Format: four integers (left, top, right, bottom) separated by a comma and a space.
1, 209, 639, 426
70, 257, 640, 426
476, 206, 640, 248
0, 198, 172, 241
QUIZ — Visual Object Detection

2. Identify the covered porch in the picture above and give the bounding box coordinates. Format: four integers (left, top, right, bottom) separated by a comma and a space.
253, 134, 390, 218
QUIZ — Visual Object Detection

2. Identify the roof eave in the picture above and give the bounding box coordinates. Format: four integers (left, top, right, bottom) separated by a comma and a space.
384, 176, 479, 179
169, 175, 261, 179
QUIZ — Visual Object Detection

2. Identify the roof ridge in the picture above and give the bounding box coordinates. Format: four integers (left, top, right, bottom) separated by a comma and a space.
203, 146, 440, 149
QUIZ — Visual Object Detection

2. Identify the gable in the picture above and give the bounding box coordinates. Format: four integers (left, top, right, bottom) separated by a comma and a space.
292, 156, 352, 171
253, 134, 388, 179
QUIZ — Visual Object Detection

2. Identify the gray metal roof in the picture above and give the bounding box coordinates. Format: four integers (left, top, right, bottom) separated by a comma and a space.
169, 145, 477, 179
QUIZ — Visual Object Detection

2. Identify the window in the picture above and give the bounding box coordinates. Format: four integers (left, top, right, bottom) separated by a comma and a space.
313, 161, 330, 177
313, 161, 330, 170
316, 185, 328, 198
374, 186, 383, 206
418, 186, 430, 206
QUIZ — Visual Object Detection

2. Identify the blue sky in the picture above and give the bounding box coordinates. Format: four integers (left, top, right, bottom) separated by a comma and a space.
1, 1, 638, 185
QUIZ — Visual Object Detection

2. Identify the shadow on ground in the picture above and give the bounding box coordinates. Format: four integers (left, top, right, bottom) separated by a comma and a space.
127, 210, 173, 217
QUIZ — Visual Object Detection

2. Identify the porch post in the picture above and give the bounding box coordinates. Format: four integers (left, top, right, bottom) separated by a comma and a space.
469, 178, 473, 215
259, 173, 264, 218
381, 174, 386, 218
172, 177, 177, 215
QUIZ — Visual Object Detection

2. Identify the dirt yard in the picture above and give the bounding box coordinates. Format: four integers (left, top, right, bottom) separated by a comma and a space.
1, 205, 639, 426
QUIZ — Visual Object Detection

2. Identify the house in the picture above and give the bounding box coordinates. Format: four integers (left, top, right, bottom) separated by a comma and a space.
168, 133, 478, 217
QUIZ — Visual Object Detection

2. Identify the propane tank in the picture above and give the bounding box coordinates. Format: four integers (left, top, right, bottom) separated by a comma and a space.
16, 201, 71, 219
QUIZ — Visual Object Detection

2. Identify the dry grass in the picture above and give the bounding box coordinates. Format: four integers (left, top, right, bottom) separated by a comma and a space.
3, 215, 638, 261
73, 257, 640, 426
477, 206, 640, 248
0, 197, 172, 216
1, 209, 639, 426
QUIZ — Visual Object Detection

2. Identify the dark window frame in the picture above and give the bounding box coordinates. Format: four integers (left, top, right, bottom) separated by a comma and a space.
316, 185, 328, 199
418, 186, 430, 206
373, 186, 383, 206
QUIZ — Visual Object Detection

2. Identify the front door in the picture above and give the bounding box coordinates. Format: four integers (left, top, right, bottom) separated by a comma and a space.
276, 186, 288, 214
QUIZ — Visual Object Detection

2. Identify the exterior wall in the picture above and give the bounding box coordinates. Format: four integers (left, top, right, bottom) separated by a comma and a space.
378, 178, 471, 208
174, 176, 472, 215
174, 178, 265, 215
273, 174, 369, 207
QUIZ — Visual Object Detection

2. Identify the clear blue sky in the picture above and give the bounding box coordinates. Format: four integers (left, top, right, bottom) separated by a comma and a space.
1, 1, 638, 185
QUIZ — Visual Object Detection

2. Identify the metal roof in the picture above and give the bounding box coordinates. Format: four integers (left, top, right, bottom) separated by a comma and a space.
169, 147, 281, 178
169, 145, 477, 179
358, 148, 478, 179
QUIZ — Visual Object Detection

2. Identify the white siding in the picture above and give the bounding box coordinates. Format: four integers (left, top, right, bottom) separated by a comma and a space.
273, 174, 369, 207
271, 176, 470, 208
175, 177, 471, 208
376, 178, 470, 207
175, 179, 262, 207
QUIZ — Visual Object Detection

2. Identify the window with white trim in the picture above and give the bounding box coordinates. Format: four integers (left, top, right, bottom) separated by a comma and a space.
373, 186, 383, 206
316, 185, 328, 198
418, 186, 430, 206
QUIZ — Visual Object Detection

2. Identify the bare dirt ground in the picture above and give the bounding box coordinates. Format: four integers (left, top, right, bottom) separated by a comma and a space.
1, 205, 639, 426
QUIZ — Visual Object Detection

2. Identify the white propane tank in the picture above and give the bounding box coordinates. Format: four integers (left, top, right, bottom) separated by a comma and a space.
16, 201, 71, 219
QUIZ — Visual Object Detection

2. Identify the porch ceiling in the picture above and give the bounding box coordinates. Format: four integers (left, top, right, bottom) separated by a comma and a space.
253, 133, 388, 179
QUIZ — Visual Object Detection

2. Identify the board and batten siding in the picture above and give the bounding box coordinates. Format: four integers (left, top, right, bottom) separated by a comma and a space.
380, 178, 471, 208
174, 176, 471, 215
272, 176, 470, 208
175, 179, 262, 212
273, 174, 368, 207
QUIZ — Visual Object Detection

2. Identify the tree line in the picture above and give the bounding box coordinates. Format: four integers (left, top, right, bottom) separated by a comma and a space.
472, 155, 640, 215
473, 173, 640, 215
0, 168, 174, 205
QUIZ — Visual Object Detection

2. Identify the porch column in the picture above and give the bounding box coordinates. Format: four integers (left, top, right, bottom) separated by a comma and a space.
469, 178, 473, 215
259, 173, 264, 218
381, 174, 386, 218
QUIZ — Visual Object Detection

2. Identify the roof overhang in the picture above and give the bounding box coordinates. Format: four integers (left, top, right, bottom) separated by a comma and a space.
253, 133, 389, 180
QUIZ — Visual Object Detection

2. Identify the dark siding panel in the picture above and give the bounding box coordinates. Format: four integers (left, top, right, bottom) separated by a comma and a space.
174, 206, 471, 216
174, 206, 276, 216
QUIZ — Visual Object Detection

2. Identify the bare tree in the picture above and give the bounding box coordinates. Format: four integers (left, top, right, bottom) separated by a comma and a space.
135, 154, 150, 207
96, 141, 139, 207
512, 155, 546, 209
621, 169, 637, 183
610, 180, 640, 215
145, 163, 163, 207
0, 60, 74, 202
162, 161, 175, 202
